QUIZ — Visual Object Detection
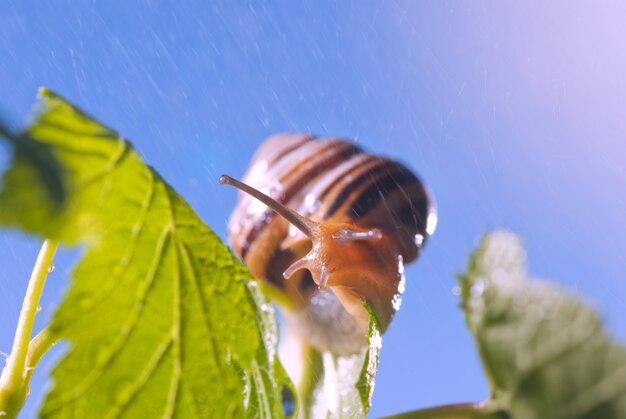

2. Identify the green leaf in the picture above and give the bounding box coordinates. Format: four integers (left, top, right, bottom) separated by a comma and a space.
326, 311, 381, 419
0, 120, 66, 225
295, 306, 381, 419
356, 304, 382, 412
459, 230, 626, 419
0, 89, 291, 417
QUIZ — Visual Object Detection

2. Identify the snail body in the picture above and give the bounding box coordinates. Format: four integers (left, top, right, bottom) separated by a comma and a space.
223, 133, 436, 355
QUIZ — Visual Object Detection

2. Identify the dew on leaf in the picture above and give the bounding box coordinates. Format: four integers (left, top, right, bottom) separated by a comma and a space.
471, 278, 486, 297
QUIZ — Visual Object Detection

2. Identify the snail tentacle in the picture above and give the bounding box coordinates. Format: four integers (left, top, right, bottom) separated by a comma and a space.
282, 255, 312, 281
220, 173, 319, 238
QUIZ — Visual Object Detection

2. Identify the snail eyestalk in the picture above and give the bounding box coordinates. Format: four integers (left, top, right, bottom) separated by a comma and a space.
282, 256, 311, 281
220, 174, 319, 238
333, 228, 382, 241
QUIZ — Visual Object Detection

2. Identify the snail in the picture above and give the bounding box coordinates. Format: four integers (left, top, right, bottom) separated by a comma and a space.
221, 133, 436, 355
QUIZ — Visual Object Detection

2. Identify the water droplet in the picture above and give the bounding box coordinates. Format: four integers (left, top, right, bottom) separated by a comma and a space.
426, 209, 438, 235
36, 305, 42, 313
47, 263, 55, 273
230, 222, 241, 235
451, 285, 461, 296
304, 193, 320, 211
471, 278, 486, 297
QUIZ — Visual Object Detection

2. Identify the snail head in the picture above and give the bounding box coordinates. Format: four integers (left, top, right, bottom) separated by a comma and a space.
221, 174, 404, 330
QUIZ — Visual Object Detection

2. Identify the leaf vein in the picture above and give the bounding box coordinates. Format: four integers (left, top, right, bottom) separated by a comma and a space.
57, 169, 156, 324
163, 235, 182, 418
43, 225, 172, 413
104, 336, 174, 419
177, 240, 221, 370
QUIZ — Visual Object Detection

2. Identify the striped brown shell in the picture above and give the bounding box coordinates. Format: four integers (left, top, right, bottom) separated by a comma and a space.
226, 133, 436, 354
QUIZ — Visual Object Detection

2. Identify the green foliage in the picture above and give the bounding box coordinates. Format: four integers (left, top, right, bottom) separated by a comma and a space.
289, 306, 380, 419
356, 304, 382, 411
0, 121, 66, 222
325, 312, 381, 418
0, 89, 292, 418
459, 230, 626, 419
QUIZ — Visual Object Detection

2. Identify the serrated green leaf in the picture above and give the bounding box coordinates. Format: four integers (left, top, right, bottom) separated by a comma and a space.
242, 280, 296, 418
459, 230, 626, 419
329, 308, 381, 418
0, 89, 291, 418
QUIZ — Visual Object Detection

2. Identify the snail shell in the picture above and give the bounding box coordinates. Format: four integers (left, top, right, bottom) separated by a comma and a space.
224, 133, 436, 355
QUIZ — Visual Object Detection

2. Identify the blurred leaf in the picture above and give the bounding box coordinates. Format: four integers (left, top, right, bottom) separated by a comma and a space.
0, 89, 291, 417
296, 344, 324, 419
0, 119, 66, 226
459, 230, 626, 419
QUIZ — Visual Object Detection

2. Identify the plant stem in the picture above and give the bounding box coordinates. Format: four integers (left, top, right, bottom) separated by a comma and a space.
297, 344, 324, 419
0, 239, 58, 417
25, 327, 58, 384
379, 402, 507, 419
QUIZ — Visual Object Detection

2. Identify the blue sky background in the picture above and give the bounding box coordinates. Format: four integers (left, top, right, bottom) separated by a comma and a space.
1, 2, 625, 417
